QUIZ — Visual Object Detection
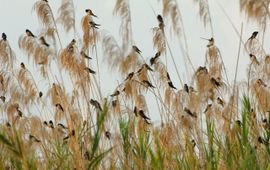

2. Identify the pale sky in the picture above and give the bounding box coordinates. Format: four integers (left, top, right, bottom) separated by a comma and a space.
0, 0, 266, 121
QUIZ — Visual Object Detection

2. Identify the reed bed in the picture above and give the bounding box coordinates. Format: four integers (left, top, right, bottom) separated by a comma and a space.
0, 0, 270, 169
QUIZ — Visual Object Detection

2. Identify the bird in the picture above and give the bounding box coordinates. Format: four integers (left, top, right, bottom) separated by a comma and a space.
56, 103, 64, 112
80, 51, 92, 59
248, 31, 258, 40
217, 97, 224, 107
39, 91, 43, 98
1, 33, 7, 41
105, 131, 111, 140
207, 38, 214, 47
89, 21, 100, 29
124, 72, 134, 81
139, 110, 151, 120
90, 99, 102, 111
184, 84, 189, 93
84, 67, 96, 74
157, 15, 164, 29
0, 96, 5, 102
142, 80, 155, 88
256, 79, 267, 87
258, 136, 269, 145
49, 120, 54, 128
184, 107, 197, 118
132, 45, 141, 54
85, 9, 97, 17
249, 54, 259, 65
67, 39, 76, 51
166, 72, 171, 81
168, 81, 177, 89
20, 62, 26, 69
25, 29, 36, 37
110, 90, 120, 97
17, 109, 23, 117
211, 77, 221, 87
150, 51, 161, 65
133, 106, 138, 117
29, 135, 41, 143
137, 64, 153, 73
204, 104, 212, 113
39, 36, 49, 47
43, 121, 48, 126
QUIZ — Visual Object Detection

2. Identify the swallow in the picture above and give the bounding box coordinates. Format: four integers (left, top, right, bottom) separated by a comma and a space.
168, 81, 177, 89
17, 109, 23, 117
124, 72, 134, 81
39, 91, 43, 98
133, 106, 138, 117
142, 80, 155, 88
80, 51, 92, 59
0, 96, 5, 102
56, 103, 64, 112
110, 90, 120, 97
1, 33, 7, 41
211, 77, 221, 87
217, 97, 224, 107
67, 39, 76, 51
248, 31, 258, 40
184, 84, 189, 93
204, 104, 212, 113
20, 62, 26, 69
29, 135, 41, 143
57, 123, 68, 129
256, 79, 267, 87
184, 107, 197, 118
150, 51, 161, 65
105, 131, 111, 140
258, 136, 269, 145
191, 139, 196, 148
39, 36, 49, 47
235, 120, 242, 127
90, 99, 102, 111
157, 15, 164, 29
89, 21, 100, 29
132, 45, 141, 54
85, 9, 97, 17
137, 64, 153, 73
249, 54, 259, 65
42, 0, 48, 2
262, 119, 270, 132
25, 29, 36, 37
84, 67, 96, 74
196, 66, 208, 74
139, 110, 151, 120
49, 120, 54, 128
166, 72, 171, 81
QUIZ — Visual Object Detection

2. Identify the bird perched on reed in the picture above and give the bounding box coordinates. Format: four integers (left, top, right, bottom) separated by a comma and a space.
168, 81, 177, 89
39, 36, 49, 47
142, 80, 155, 88
124, 72, 134, 81
132, 45, 141, 54
184, 107, 197, 118
81, 51, 92, 59
49, 120, 54, 128
1, 33, 7, 41
110, 90, 120, 97
105, 131, 111, 140
85, 9, 97, 17
150, 51, 161, 65
248, 31, 258, 40
29, 135, 41, 143
139, 110, 151, 121
89, 21, 100, 29
56, 103, 64, 112
0, 96, 5, 102
249, 54, 259, 65
157, 14, 164, 30
84, 67, 96, 74
20, 62, 26, 69
90, 99, 102, 111
25, 29, 36, 37
39, 91, 43, 98
184, 84, 189, 93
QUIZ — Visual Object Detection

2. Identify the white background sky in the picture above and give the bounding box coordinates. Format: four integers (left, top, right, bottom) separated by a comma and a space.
0, 0, 266, 121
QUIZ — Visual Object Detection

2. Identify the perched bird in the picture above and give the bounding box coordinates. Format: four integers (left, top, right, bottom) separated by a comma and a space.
67, 39, 76, 51
184, 107, 197, 118
39, 91, 43, 98
105, 131, 111, 140
29, 135, 41, 143
258, 136, 269, 145
84, 67, 96, 74
85, 9, 97, 17
166, 72, 171, 81
139, 110, 151, 120
249, 54, 259, 65
248, 31, 258, 40
39, 36, 49, 47
20, 62, 26, 69
0, 96, 5, 102
1, 33, 7, 41
211, 77, 221, 87
137, 64, 153, 73
56, 103, 64, 112
89, 21, 100, 29
262, 119, 270, 132
157, 15, 164, 24
168, 81, 177, 89
110, 90, 120, 97
43, 121, 48, 126
150, 51, 161, 65
90, 99, 102, 111
132, 45, 141, 54
80, 51, 92, 59
184, 84, 189, 93
16, 108, 23, 117
25, 29, 36, 37
217, 97, 224, 107
157, 14, 164, 29
142, 80, 155, 88
203, 104, 212, 113
235, 120, 242, 127
49, 120, 54, 128
124, 72, 134, 81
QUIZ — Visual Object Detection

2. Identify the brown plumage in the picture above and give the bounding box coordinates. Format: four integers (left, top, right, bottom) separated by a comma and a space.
90, 99, 102, 111
25, 29, 36, 37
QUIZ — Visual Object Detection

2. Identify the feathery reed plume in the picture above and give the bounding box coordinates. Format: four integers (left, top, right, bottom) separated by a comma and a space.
152, 17, 166, 54
0, 33, 15, 69
113, 0, 132, 51
193, 0, 213, 32
33, 0, 54, 28
57, 0, 75, 33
